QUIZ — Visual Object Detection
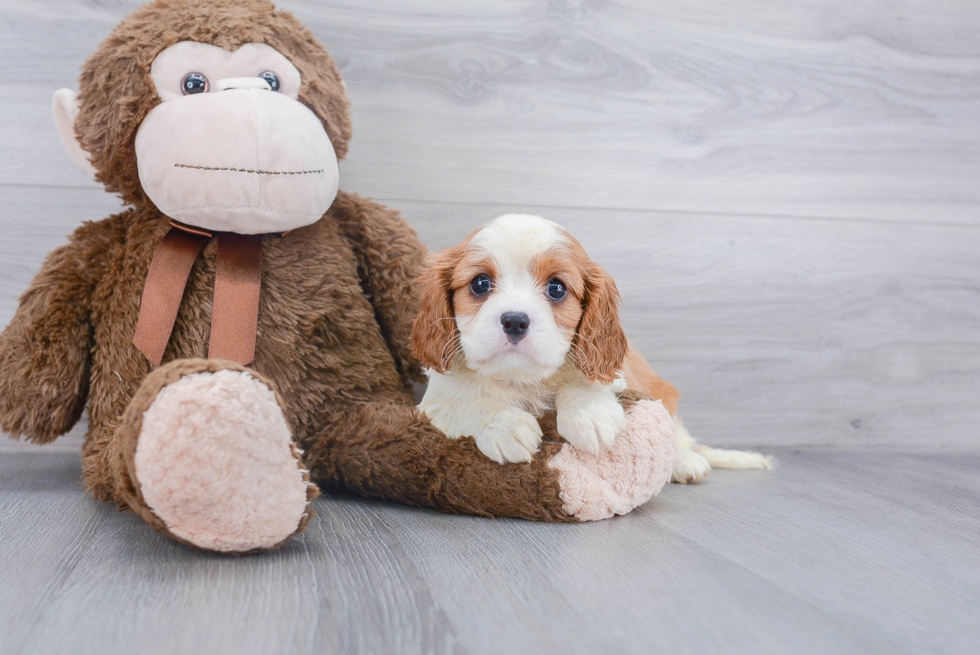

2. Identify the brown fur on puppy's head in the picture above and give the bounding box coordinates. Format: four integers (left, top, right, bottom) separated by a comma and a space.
74, 0, 351, 207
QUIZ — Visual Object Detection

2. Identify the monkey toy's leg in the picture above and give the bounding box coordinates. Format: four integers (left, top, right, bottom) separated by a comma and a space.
99, 367, 675, 549
105, 359, 318, 553
301, 392, 678, 522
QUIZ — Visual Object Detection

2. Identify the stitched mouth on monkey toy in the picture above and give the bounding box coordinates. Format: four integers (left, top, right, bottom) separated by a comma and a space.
174, 163, 325, 176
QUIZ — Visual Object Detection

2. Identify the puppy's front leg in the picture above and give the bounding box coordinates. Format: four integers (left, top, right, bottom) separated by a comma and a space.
419, 373, 542, 464
555, 378, 627, 456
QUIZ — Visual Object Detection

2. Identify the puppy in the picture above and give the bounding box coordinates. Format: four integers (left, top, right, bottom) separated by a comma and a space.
411, 214, 773, 479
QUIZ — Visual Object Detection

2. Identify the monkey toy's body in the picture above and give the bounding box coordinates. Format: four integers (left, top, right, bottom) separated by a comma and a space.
0, 0, 677, 553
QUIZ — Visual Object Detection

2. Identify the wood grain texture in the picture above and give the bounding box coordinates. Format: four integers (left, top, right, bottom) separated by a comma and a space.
1, 0, 979, 222
1, 449, 977, 654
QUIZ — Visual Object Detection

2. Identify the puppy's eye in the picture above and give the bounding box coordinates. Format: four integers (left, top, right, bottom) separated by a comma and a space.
180, 72, 209, 95
258, 71, 281, 92
546, 278, 567, 301
470, 274, 492, 296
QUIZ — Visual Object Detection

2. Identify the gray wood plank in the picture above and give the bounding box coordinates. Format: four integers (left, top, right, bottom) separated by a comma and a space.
1, 0, 979, 222
1, 187, 977, 452
0, 456, 462, 655
1, 449, 977, 654
380, 449, 980, 654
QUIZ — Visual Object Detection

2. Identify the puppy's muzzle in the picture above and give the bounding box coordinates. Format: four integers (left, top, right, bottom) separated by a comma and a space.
500, 312, 530, 343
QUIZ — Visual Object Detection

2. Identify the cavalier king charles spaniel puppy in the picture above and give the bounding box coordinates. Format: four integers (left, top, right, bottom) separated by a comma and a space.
411, 214, 772, 479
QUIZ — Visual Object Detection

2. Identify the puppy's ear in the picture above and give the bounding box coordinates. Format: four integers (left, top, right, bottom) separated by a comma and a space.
411, 246, 462, 372
573, 263, 628, 384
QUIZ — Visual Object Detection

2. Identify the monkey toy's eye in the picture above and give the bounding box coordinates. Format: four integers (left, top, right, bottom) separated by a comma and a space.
180, 72, 209, 95
258, 71, 281, 92
470, 274, 492, 296
546, 278, 567, 301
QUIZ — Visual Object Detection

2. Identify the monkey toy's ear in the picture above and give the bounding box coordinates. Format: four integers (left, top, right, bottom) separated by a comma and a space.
52, 88, 97, 178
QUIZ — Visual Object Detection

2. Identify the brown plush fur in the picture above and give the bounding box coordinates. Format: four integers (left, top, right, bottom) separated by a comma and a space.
0, 0, 595, 531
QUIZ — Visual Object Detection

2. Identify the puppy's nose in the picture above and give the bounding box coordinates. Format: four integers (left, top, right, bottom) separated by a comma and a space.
500, 312, 530, 340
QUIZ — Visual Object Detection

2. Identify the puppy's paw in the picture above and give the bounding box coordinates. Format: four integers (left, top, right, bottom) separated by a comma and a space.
475, 408, 543, 464
557, 394, 627, 456
672, 448, 711, 484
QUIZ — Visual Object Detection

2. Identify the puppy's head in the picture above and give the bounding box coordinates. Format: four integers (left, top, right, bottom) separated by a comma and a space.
411, 214, 627, 383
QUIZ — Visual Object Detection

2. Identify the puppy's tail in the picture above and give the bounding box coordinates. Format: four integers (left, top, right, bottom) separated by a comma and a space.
671, 416, 773, 483
677, 416, 775, 471
695, 444, 775, 470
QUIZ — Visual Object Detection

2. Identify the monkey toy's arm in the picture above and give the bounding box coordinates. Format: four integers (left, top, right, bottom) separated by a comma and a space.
0, 220, 112, 443
330, 191, 429, 384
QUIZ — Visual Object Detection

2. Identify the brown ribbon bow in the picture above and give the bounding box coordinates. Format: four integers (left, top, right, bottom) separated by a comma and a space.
133, 222, 263, 367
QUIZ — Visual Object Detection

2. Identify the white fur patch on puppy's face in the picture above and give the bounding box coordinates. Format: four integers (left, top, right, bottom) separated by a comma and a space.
451, 214, 586, 382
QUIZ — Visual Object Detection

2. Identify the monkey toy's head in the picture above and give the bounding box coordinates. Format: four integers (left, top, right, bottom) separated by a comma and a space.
54, 0, 351, 235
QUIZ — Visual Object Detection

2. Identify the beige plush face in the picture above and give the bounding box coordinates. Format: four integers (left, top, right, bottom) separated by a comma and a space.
135, 42, 339, 234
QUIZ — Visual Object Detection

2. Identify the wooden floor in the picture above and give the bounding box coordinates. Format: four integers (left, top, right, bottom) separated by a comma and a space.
1, 0, 978, 653
2, 450, 978, 654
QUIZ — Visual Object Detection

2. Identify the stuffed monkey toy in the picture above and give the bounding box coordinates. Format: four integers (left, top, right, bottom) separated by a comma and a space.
0, 0, 677, 553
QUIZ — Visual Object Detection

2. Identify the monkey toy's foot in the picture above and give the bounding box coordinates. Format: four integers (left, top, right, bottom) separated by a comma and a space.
546, 394, 678, 521
115, 359, 318, 553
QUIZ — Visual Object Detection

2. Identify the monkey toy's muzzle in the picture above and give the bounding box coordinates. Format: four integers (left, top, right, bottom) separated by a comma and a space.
135, 78, 339, 235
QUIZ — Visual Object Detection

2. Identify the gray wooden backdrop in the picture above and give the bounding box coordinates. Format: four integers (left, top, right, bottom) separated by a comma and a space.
2, 0, 977, 453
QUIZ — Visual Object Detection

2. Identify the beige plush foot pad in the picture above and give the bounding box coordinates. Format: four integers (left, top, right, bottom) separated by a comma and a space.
133, 369, 314, 552
549, 399, 677, 521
